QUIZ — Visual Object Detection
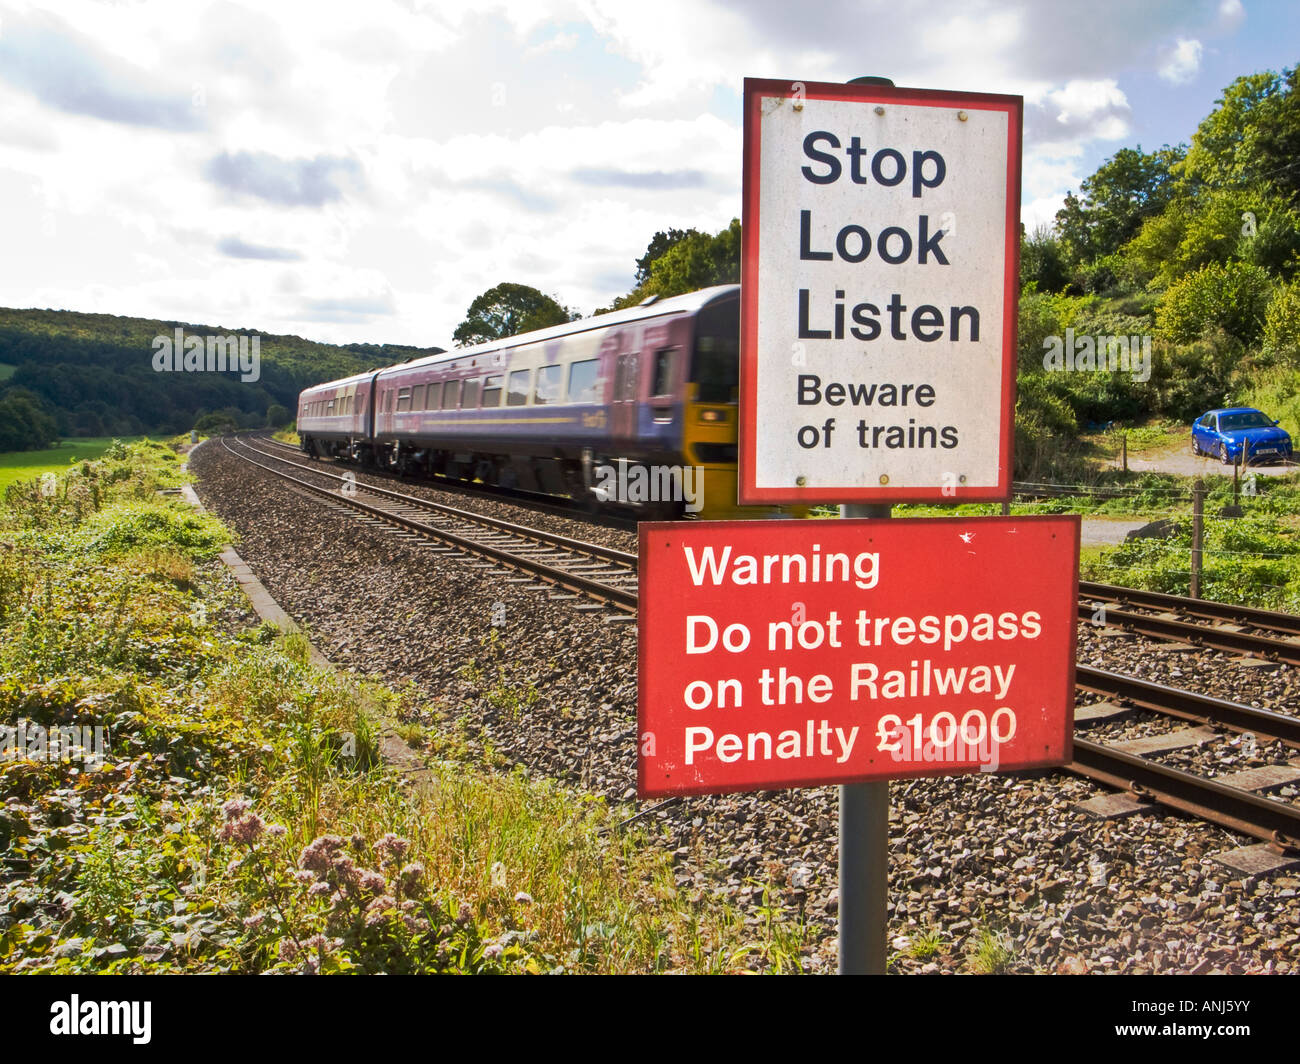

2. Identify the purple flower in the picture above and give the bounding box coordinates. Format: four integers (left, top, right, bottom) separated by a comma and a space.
364, 895, 397, 927
483, 942, 504, 960
455, 902, 473, 926
299, 835, 343, 873
399, 862, 424, 891
242, 913, 265, 929
221, 812, 265, 845
374, 833, 411, 867
359, 870, 387, 894
221, 798, 251, 821
278, 938, 300, 962
266, 823, 287, 838
308, 881, 332, 897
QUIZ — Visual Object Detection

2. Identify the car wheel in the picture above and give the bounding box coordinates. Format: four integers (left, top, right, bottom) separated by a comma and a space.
1219, 442, 1231, 464
1191, 437, 1200, 456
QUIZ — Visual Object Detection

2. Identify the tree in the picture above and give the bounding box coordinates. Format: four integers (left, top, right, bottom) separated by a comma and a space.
608, 219, 742, 310
1055, 145, 1185, 264
452, 283, 577, 346
0, 388, 59, 451
634, 228, 700, 284
1183, 67, 1300, 203
266, 403, 290, 428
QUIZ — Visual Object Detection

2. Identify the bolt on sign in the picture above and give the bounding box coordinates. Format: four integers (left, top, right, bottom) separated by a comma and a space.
637, 516, 1077, 798
738, 78, 1023, 504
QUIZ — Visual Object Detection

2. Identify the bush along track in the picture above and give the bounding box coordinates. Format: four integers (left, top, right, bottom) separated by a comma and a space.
0, 440, 804, 973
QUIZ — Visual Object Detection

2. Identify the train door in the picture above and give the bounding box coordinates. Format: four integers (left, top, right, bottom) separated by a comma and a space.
611, 336, 640, 449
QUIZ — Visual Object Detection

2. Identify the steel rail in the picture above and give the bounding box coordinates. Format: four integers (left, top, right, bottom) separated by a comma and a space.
1077, 602, 1300, 665
221, 438, 637, 612
229, 435, 637, 568
1069, 738, 1300, 850
1081, 579, 1300, 637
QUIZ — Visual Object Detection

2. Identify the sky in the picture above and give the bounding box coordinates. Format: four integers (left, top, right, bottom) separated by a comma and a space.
0, 0, 1296, 347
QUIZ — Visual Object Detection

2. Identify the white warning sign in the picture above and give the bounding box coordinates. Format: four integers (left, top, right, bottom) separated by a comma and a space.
739, 78, 1023, 505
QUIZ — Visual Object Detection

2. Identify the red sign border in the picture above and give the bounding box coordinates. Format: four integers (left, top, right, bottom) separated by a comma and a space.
738, 78, 1024, 505
636, 515, 1078, 799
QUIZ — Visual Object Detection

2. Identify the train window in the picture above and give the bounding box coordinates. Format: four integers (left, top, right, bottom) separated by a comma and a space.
396, 387, 411, 413
568, 359, 599, 404
326, 399, 336, 416
442, 380, 459, 409
507, 369, 530, 406
481, 374, 504, 407
691, 298, 740, 403
535, 364, 562, 405
651, 348, 676, 397
426, 383, 440, 410
462, 377, 480, 408
411, 384, 424, 411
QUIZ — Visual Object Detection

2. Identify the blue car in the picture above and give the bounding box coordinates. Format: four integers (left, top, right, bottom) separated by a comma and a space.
1191, 407, 1293, 465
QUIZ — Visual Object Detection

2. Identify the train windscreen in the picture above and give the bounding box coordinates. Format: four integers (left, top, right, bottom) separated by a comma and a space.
690, 296, 740, 404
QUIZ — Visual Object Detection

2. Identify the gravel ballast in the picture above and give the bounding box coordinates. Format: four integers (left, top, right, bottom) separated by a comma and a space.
191, 441, 1300, 974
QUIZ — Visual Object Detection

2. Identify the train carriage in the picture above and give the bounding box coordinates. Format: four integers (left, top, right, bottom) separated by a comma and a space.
297, 285, 774, 519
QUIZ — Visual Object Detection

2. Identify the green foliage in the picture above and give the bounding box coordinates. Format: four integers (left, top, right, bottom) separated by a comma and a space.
452, 283, 577, 346
634, 228, 701, 284
1182, 67, 1300, 203
1020, 225, 1069, 292
1054, 145, 1185, 264
1157, 260, 1273, 345
0, 388, 59, 451
265, 403, 290, 428
0, 307, 421, 439
1262, 281, 1300, 365
610, 219, 741, 310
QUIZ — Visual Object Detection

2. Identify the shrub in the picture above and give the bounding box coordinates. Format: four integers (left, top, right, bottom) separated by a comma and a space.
1157, 260, 1273, 346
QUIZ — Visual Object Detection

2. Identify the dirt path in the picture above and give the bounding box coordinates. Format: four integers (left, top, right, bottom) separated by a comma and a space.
1111, 439, 1298, 479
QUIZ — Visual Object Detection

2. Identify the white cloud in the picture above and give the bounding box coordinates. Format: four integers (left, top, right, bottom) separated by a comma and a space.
1159, 37, 1203, 84
0, 0, 1267, 343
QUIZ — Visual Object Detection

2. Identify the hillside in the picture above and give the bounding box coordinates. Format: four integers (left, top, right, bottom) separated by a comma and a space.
0, 306, 444, 444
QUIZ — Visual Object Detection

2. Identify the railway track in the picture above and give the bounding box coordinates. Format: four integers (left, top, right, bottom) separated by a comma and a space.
222, 436, 638, 614
257, 433, 639, 531
218, 434, 1300, 854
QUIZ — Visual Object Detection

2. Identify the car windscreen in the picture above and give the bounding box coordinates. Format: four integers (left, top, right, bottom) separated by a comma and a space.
1220, 411, 1272, 430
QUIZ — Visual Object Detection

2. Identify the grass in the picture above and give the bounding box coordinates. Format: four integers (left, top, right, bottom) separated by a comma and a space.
0, 440, 814, 974
966, 926, 1015, 974
0, 436, 144, 492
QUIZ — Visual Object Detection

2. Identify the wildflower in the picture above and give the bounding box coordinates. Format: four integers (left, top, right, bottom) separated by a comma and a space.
299, 835, 343, 873
304, 934, 328, 952
514, 891, 533, 905
398, 861, 424, 892
331, 855, 360, 888
266, 823, 287, 838
483, 942, 504, 960
225, 858, 242, 875
222, 812, 265, 845
359, 870, 387, 894
293, 869, 316, 885
374, 833, 411, 867
364, 896, 397, 927
242, 914, 265, 930
308, 881, 332, 897
455, 902, 473, 926
221, 798, 251, 821
278, 938, 300, 962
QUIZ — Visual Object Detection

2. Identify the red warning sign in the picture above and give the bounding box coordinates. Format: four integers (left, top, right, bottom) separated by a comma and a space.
637, 516, 1077, 798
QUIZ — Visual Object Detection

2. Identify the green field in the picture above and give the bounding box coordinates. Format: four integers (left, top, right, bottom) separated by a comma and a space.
0, 436, 144, 491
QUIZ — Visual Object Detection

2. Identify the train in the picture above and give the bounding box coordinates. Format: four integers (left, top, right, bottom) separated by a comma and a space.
295, 284, 790, 519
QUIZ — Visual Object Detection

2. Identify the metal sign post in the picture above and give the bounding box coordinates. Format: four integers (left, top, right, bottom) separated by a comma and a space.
839, 497, 891, 974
